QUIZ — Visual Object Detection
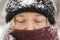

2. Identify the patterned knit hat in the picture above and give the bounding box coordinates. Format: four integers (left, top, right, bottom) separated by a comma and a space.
5, 0, 57, 25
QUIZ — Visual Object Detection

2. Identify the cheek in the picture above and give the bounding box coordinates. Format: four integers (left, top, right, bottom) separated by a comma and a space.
34, 20, 47, 29
13, 22, 26, 30
38, 17, 47, 27
38, 21, 47, 27
34, 22, 46, 29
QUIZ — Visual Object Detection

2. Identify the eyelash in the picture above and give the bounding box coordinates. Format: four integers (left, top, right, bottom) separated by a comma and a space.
17, 20, 25, 23
16, 19, 42, 23
34, 20, 42, 23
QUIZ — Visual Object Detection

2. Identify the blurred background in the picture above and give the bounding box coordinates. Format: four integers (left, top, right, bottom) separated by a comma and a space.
0, 0, 60, 39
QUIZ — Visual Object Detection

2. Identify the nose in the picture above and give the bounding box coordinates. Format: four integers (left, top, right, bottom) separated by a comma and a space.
26, 27, 34, 30
26, 20, 34, 30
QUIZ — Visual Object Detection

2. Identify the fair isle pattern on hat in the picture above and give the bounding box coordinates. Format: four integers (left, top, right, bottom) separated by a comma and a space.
5, 0, 56, 25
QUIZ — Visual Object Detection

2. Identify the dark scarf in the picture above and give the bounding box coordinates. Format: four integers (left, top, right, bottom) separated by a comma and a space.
10, 26, 58, 40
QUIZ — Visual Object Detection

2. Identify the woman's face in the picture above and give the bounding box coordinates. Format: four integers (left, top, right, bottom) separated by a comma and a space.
13, 12, 50, 30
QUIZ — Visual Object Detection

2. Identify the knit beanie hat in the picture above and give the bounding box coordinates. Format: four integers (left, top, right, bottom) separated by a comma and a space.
5, 0, 57, 25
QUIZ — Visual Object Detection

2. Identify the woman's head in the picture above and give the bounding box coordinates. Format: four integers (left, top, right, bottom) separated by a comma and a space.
4, 0, 58, 40
5, 0, 56, 25
9, 12, 58, 40
11, 12, 50, 30
5, 0, 56, 30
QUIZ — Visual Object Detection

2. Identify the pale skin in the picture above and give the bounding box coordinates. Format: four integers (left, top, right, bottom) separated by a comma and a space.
12, 12, 50, 30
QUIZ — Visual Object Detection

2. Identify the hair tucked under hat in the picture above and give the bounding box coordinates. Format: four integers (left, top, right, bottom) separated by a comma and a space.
5, 0, 57, 25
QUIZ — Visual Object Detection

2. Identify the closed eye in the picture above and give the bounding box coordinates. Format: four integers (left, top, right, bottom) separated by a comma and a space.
34, 19, 43, 23
16, 19, 25, 23
34, 18, 43, 23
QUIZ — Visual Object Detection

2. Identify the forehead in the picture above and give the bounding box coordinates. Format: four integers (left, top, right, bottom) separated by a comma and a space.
16, 12, 42, 17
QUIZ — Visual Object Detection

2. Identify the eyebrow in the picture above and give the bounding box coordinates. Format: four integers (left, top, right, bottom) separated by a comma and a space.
17, 15, 25, 17
35, 14, 41, 16
16, 14, 41, 17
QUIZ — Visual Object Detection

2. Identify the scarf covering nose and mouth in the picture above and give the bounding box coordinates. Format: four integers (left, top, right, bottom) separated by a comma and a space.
10, 26, 58, 40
